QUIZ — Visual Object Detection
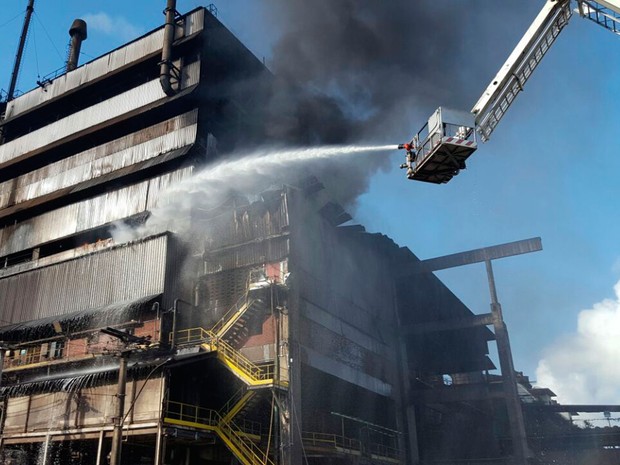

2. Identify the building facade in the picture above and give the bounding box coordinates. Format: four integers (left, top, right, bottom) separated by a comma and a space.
0, 5, 502, 465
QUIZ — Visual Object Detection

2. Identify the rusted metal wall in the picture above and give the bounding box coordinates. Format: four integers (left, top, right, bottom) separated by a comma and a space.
0, 61, 200, 168
0, 234, 169, 325
3, 8, 205, 120
0, 167, 193, 258
0, 110, 198, 212
2, 376, 163, 434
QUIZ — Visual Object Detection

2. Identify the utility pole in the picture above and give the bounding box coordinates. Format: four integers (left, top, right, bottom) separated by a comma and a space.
100, 327, 151, 465
110, 351, 129, 465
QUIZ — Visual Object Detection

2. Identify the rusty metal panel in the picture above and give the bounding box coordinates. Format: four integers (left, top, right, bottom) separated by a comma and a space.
131, 377, 163, 423
0, 234, 168, 325
4, 9, 205, 119
0, 182, 147, 257
0, 167, 193, 258
79, 384, 116, 427
0, 110, 198, 211
28, 393, 74, 432
0, 61, 200, 168
3, 396, 29, 433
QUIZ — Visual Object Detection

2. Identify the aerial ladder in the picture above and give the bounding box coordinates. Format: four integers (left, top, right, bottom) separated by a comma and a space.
399, 0, 620, 184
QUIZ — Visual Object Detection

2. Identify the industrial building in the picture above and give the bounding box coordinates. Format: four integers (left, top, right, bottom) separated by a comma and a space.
1, 2, 617, 465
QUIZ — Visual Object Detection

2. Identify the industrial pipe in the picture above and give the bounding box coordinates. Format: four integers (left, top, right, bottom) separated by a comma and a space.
160, 0, 178, 96
66, 19, 88, 72
170, 298, 193, 349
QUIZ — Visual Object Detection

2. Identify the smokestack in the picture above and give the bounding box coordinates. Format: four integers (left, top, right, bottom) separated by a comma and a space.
160, 0, 178, 96
67, 19, 87, 72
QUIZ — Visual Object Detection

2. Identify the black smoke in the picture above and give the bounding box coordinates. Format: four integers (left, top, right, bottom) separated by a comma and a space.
253, 0, 539, 206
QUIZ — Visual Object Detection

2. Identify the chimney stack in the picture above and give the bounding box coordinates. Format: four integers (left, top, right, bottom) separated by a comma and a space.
67, 19, 87, 72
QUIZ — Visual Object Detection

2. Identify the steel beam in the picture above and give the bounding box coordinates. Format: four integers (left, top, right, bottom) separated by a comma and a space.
399, 237, 542, 276
401, 312, 495, 336
524, 404, 620, 413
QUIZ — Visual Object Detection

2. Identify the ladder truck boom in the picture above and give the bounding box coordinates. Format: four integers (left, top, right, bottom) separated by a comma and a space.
399, 0, 620, 184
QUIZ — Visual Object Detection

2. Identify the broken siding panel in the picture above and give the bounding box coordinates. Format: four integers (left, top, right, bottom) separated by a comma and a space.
0, 181, 147, 257
0, 167, 192, 257
4, 8, 205, 119
204, 236, 290, 272
0, 60, 200, 167
0, 235, 168, 324
145, 166, 195, 211
0, 110, 198, 210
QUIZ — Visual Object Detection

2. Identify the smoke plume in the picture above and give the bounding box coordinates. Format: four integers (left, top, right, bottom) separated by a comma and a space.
253, 0, 534, 205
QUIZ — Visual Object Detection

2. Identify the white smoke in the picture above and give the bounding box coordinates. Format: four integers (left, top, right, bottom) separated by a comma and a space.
111, 144, 397, 242
536, 279, 620, 405
81, 12, 143, 42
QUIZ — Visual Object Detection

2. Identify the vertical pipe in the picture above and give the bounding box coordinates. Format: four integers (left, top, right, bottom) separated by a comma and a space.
160, 0, 178, 96
66, 19, 88, 72
154, 423, 163, 465
41, 434, 51, 465
7, 0, 35, 101
485, 260, 530, 465
95, 429, 105, 465
110, 354, 128, 465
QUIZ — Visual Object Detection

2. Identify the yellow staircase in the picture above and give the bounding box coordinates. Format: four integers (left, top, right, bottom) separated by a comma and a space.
166, 288, 284, 464
211, 291, 268, 346
173, 288, 284, 388
165, 399, 275, 465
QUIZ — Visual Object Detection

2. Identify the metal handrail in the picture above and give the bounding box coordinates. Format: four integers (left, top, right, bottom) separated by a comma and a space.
210, 291, 251, 336
214, 338, 267, 380
302, 432, 362, 451
171, 326, 275, 384
165, 400, 218, 427
165, 400, 273, 464
219, 416, 275, 465
219, 387, 248, 416
173, 326, 211, 345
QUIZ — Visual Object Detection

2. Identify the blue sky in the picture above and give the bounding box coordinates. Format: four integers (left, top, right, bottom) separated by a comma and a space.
2, 0, 620, 409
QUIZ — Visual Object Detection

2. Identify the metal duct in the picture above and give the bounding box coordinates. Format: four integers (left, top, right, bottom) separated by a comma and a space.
66, 19, 87, 72
160, 0, 178, 96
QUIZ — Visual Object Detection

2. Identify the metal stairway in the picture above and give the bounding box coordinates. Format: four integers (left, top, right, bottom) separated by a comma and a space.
201, 336, 277, 387
211, 292, 269, 347
164, 398, 275, 465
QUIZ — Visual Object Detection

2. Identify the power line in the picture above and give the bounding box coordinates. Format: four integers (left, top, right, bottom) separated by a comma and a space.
33, 10, 63, 62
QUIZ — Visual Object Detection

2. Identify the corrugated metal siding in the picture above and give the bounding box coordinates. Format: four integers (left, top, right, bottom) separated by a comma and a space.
0, 61, 201, 167
0, 110, 198, 211
0, 167, 193, 257
4, 9, 205, 119
204, 236, 290, 273
0, 234, 169, 324
145, 167, 195, 211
